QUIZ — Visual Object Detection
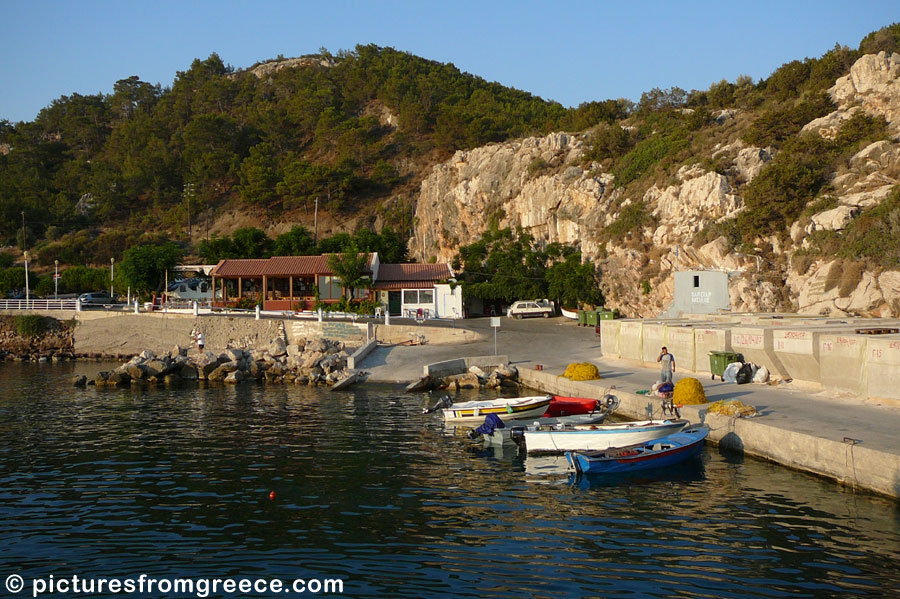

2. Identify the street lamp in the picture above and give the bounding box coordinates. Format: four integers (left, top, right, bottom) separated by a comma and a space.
110, 257, 115, 299
24, 251, 29, 303
54, 259, 59, 300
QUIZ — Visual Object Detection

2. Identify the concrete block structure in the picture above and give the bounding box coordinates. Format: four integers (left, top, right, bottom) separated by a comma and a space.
618, 320, 644, 363
600, 320, 621, 358
641, 322, 667, 365
731, 327, 789, 377
819, 334, 868, 396
692, 327, 731, 375
864, 335, 900, 400
665, 325, 697, 372
772, 328, 822, 386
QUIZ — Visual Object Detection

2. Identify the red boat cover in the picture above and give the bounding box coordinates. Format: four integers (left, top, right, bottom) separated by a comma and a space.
543, 395, 601, 417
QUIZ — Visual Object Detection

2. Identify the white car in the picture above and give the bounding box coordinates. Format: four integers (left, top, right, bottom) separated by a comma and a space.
506, 300, 554, 319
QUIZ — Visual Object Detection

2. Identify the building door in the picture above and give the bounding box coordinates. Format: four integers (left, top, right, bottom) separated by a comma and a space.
388, 291, 402, 315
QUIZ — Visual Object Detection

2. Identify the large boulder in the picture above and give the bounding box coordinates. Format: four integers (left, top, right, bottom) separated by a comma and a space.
180, 364, 199, 380
224, 348, 245, 362
224, 370, 244, 384
194, 353, 220, 379
170, 345, 187, 359
319, 353, 347, 374
305, 338, 328, 353
268, 338, 288, 357
125, 363, 145, 380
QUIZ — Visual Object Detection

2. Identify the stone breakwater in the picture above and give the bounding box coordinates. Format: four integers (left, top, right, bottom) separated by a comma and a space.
74, 337, 359, 388
0, 315, 75, 362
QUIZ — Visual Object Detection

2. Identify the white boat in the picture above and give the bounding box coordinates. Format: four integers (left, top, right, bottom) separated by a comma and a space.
560, 307, 579, 320
481, 412, 610, 446
424, 395, 552, 424
514, 419, 690, 454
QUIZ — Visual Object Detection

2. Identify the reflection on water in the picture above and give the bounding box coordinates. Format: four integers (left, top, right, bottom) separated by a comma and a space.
1, 361, 898, 598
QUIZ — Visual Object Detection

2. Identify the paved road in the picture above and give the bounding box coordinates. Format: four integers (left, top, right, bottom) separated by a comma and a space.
363, 316, 900, 457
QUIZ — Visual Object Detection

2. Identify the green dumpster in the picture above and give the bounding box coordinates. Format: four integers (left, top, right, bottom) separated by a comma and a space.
597, 311, 615, 320
584, 310, 599, 327
708, 351, 743, 381
577, 310, 587, 326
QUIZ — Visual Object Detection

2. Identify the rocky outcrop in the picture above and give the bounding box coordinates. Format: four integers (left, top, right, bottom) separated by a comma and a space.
411, 52, 900, 318
244, 56, 336, 79
831, 51, 900, 132
0, 316, 75, 362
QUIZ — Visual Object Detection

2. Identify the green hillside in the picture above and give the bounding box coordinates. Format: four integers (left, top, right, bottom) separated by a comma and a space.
1, 25, 899, 271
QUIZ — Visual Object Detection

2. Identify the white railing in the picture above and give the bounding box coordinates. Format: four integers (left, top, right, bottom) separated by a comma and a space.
0, 299, 79, 311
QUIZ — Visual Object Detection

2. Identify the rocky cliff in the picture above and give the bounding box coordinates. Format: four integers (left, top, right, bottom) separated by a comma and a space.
412, 52, 900, 318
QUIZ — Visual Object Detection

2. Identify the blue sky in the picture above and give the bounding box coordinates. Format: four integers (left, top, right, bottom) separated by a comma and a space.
1, 1, 897, 123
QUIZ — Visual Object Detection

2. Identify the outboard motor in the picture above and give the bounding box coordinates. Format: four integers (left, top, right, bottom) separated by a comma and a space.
603, 393, 620, 413
423, 395, 453, 415
467, 413, 505, 440
509, 427, 527, 452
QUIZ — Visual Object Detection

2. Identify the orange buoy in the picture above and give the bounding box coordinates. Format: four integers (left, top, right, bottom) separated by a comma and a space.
268, 491, 276, 500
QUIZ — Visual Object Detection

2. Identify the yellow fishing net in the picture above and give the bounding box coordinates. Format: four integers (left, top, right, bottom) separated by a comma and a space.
561, 362, 602, 381
672, 377, 707, 405
707, 400, 759, 418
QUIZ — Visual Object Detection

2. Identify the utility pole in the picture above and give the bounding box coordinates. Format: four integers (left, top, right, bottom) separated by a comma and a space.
21, 211, 26, 253
183, 183, 194, 242
314, 197, 319, 244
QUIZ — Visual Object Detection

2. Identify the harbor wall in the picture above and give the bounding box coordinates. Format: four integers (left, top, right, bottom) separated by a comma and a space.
665, 326, 697, 372
819, 334, 868, 396
771, 329, 821, 386
731, 327, 789, 377
692, 328, 730, 375
864, 336, 900, 400
600, 320, 621, 358
618, 321, 643, 363
641, 323, 667, 365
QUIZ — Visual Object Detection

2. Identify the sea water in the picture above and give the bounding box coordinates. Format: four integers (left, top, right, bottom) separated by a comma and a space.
1, 362, 898, 598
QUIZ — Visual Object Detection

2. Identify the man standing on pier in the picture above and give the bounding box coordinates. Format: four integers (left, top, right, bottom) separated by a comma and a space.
658, 346, 675, 384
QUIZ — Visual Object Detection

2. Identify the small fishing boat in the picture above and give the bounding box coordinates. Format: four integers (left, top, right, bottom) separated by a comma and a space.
514, 418, 690, 454
470, 411, 613, 446
424, 395, 552, 424
560, 307, 579, 320
566, 426, 709, 474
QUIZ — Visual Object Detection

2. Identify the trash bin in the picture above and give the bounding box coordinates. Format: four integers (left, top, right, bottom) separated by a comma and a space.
577, 310, 587, 326
597, 310, 615, 320
709, 351, 743, 381
584, 310, 599, 327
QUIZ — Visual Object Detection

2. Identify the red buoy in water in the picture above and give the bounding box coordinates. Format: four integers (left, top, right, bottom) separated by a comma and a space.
268, 491, 276, 500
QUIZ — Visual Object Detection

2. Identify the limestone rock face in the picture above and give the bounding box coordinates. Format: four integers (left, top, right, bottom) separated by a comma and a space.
407, 52, 900, 318
734, 147, 773, 182
831, 51, 900, 130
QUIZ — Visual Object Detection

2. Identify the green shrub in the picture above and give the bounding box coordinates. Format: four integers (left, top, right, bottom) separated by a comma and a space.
15, 315, 48, 336
613, 132, 689, 186
603, 201, 648, 242
743, 92, 835, 147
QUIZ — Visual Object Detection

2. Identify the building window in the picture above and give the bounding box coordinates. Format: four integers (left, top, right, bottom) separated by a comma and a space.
403, 289, 435, 305
693, 275, 700, 288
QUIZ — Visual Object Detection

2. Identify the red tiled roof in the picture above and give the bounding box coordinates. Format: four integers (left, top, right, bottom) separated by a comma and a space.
211, 254, 376, 278
209, 259, 270, 277
377, 263, 451, 282
373, 280, 437, 290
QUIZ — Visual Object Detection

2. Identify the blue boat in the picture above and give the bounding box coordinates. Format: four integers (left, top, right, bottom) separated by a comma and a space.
565, 426, 709, 475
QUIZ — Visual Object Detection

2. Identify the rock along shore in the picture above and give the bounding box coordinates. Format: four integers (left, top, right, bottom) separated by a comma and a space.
74, 337, 359, 388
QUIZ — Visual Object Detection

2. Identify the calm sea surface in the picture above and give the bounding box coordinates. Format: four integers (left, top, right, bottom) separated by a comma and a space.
1, 362, 899, 598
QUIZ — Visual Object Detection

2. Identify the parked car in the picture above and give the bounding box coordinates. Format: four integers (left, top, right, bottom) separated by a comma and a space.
506, 300, 554, 319
78, 291, 115, 305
